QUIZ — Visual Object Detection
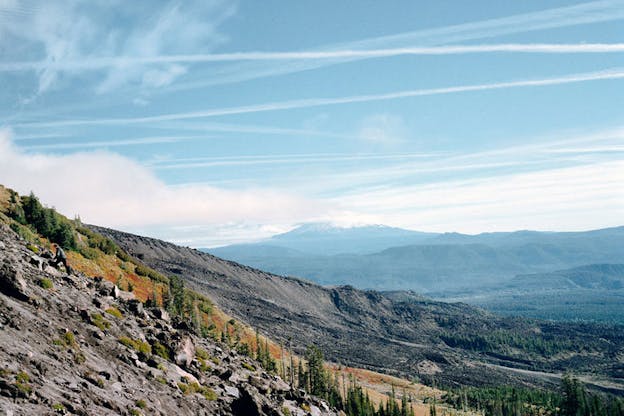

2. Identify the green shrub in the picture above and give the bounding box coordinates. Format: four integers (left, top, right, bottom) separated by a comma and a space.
242, 362, 255, 371
74, 352, 86, 364
16, 371, 29, 384
116, 250, 132, 262
236, 343, 251, 357
53, 331, 77, 349
198, 301, 212, 315
118, 337, 151, 356
9, 222, 38, 243
118, 336, 135, 349
177, 381, 215, 400
78, 246, 100, 260
90, 313, 111, 331
177, 382, 189, 394
52, 403, 66, 412
131, 262, 169, 283
152, 342, 170, 361
135, 399, 147, 409
195, 348, 209, 360
155, 376, 167, 384
27, 244, 39, 253
64, 331, 76, 345
134, 264, 150, 277
39, 278, 53, 289
129, 408, 142, 416
135, 341, 151, 356
105, 307, 123, 319
203, 387, 217, 401
15, 371, 32, 396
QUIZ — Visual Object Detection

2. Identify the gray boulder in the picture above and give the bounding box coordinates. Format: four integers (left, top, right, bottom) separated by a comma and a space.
174, 336, 196, 368
0, 259, 30, 301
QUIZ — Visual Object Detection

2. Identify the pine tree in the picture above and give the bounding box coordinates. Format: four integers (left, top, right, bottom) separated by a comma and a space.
298, 359, 306, 390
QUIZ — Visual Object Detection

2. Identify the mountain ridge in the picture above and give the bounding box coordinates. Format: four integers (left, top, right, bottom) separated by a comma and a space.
207, 225, 624, 293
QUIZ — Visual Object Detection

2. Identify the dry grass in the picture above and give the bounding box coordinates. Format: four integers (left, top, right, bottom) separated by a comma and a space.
327, 364, 478, 416
0, 185, 11, 211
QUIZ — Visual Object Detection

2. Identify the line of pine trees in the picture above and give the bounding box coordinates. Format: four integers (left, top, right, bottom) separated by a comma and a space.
8, 191, 75, 249
447, 375, 624, 416
280, 344, 417, 416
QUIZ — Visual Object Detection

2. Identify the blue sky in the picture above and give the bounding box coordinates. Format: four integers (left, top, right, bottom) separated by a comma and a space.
0, 0, 623, 246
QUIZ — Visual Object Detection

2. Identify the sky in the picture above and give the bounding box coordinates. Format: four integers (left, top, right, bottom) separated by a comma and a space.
0, 0, 623, 247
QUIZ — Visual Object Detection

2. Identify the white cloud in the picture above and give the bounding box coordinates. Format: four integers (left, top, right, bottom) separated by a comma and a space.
2, 127, 622, 246
142, 64, 187, 89
0, 130, 321, 233
0, 0, 235, 95
328, 160, 624, 234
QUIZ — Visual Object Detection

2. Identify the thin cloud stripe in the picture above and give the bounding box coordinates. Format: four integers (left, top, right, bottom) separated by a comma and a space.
17, 68, 624, 128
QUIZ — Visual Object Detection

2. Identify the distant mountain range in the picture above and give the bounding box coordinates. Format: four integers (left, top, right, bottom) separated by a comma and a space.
254, 223, 437, 255
206, 224, 624, 292
435, 264, 624, 323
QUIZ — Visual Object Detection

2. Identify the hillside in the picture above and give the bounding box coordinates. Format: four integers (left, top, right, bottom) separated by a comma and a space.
0, 186, 493, 415
0, 224, 342, 415
94, 226, 624, 397
0, 187, 347, 415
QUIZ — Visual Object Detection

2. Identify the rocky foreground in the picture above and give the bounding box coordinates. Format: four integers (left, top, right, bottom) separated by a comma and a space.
0, 223, 337, 416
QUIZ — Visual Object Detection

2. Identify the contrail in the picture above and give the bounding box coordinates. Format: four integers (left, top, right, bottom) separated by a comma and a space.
16, 67, 624, 128
2, 44, 624, 72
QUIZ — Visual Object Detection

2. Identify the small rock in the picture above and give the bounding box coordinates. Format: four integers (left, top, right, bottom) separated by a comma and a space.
249, 375, 271, 394
270, 378, 291, 393
151, 307, 170, 322
168, 364, 199, 384
128, 299, 144, 316
309, 404, 323, 416
223, 385, 240, 398
111, 285, 120, 299
43, 265, 63, 277
219, 368, 232, 381
231, 387, 263, 416
29, 255, 44, 270
64, 274, 86, 289
117, 290, 135, 301
98, 280, 118, 297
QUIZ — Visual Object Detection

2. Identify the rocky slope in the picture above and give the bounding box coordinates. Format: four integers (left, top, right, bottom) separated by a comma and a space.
0, 223, 337, 416
93, 226, 624, 395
